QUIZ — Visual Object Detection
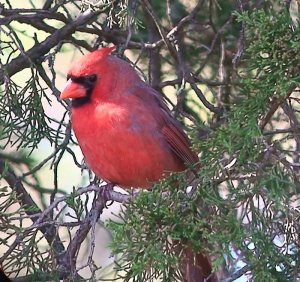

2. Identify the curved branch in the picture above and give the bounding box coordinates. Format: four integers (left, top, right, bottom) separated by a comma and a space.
0, 9, 101, 84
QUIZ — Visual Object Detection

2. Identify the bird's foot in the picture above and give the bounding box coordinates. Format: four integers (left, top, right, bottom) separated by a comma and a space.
100, 183, 115, 206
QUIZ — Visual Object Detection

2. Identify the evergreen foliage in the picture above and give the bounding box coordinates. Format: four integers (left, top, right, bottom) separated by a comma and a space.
108, 2, 300, 281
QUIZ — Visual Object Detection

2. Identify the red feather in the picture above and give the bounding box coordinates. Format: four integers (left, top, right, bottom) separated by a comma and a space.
61, 48, 198, 188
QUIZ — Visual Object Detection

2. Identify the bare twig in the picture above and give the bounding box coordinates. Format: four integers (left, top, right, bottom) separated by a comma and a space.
60, 190, 106, 274
187, 74, 223, 115
221, 265, 251, 282
0, 173, 131, 266
259, 85, 297, 129
0, 158, 65, 264
21, 122, 72, 178
0, 9, 101, 84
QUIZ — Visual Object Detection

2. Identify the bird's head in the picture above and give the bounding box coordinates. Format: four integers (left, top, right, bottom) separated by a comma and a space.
60, 46, 137, 107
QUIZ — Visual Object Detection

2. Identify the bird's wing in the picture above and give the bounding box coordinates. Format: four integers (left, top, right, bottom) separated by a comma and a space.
135, 82, 198, 166
160, 118, 198, 166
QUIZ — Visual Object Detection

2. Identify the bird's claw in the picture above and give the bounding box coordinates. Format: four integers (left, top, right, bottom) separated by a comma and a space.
100, 183, 114, 204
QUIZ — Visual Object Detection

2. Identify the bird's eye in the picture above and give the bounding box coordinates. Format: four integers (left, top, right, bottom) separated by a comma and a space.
87, 74, 97, 83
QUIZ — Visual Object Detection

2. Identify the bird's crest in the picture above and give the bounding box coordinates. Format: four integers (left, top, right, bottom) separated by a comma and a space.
67, 46, 116, 77
92, 46, 116, 59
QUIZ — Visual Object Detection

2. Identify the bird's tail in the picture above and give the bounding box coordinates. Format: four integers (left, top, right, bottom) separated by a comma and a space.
180, 245, 218, 282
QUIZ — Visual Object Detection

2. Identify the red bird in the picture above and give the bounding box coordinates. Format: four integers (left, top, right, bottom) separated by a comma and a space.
60, 47, 216, 282
60, 47, 198, 189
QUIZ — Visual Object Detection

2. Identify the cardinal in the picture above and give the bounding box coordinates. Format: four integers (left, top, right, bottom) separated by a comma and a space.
60, 47, 216, 281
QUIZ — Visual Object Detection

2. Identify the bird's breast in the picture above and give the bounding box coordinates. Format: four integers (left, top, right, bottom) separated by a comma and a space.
71, 102, 185, 188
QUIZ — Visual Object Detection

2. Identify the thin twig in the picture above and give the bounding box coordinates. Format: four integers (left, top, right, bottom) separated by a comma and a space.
0, 159, 65, 264
221, 265, 251, 282
259, 85, 297, 129
0, 9, 102, 84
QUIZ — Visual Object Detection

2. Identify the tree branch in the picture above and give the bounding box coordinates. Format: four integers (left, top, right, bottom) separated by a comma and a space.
221, 265, 251, 282
259, 85, 297, 129
0, 158, 65, 264
0, 9, 101, 84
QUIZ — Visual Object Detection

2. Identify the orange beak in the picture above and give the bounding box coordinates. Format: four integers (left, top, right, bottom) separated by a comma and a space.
60, 79, 86, 100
